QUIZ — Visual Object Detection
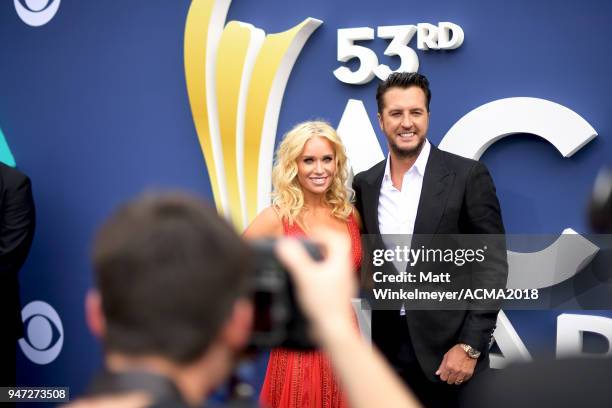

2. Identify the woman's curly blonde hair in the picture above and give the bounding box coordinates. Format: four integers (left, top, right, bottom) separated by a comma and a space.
271, 121, 353, 225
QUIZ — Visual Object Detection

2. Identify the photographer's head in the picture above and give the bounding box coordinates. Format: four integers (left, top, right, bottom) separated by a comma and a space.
86, 193, 253, 403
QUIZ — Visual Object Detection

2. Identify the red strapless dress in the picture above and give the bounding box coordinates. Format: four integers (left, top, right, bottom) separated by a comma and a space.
259, 214, 362, 408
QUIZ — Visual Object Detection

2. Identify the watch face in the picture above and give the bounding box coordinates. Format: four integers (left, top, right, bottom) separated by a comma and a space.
461, 344, 480, 358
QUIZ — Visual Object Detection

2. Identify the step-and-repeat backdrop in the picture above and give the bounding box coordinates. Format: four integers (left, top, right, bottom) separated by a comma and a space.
1, 0, 611, 399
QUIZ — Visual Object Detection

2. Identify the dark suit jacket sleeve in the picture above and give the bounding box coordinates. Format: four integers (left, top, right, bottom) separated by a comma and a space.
457, 161, 508, 352
352, 173, 364, 224
0, 168, 36, 275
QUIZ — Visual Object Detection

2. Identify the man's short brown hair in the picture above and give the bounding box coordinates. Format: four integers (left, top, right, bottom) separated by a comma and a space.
92, 193, 251, 363
376, 72, 432, 113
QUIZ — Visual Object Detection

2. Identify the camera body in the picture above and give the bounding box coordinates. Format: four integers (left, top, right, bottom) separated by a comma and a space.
248, 239, 321, 350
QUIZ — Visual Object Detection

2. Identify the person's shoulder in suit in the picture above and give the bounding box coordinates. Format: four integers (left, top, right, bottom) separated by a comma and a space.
430, 145, 488, 175
353, 159, 386, 186
430, 145, 500, 198
0, 161, 31, 191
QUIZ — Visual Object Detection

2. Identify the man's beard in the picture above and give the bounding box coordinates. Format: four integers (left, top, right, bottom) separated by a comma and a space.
388, 136, 425, 158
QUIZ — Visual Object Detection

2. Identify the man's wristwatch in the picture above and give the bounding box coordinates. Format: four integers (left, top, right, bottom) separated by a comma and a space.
459, 343, 481, 359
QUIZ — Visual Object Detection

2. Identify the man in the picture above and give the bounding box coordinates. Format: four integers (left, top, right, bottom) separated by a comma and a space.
0, 162, 35, 387
84, 193, 254, 407
81, 192, 421, 408
353, 72, 507, 407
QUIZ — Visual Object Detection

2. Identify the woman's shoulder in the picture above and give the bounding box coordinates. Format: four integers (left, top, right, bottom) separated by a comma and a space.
242, 206, 284, 239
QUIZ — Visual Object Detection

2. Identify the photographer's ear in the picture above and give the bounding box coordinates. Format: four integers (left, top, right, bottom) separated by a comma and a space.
85, 289, 106, 339
220, 298, 253, 350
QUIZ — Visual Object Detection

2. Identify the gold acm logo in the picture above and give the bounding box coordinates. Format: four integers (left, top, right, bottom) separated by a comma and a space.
184, 0, 321, 230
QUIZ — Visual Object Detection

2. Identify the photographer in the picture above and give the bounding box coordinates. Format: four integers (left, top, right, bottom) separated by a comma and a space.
76, 192, 420, 407
82, 193, 254, 407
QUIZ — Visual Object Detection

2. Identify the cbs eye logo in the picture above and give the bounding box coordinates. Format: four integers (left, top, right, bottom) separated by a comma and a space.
18, 301, 64, 365
14, 0, 61, 27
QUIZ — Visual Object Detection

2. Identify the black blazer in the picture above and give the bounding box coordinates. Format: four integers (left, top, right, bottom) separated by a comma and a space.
353, 145, 507, 381
0, 163, 35, 340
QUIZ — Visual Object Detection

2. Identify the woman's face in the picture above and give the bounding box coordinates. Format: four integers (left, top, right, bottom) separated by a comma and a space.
296, 136, 337, 197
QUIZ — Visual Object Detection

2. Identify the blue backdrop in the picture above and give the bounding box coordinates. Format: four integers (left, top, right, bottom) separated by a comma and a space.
1, 0, 611, 401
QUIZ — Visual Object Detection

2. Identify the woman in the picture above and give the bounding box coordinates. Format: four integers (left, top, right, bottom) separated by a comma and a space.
244, 120, 362, 408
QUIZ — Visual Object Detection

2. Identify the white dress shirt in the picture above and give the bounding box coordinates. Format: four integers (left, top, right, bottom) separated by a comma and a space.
378, 139, 431, 235
378, 140, 431, 315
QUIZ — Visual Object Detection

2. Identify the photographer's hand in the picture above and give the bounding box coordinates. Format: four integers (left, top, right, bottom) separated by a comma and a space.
276, 229, 422, 408
276, 229, 355, 339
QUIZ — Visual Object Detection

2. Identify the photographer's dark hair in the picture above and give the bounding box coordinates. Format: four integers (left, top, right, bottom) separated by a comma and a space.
92, 193, 251, 364
376, 72, 432, 113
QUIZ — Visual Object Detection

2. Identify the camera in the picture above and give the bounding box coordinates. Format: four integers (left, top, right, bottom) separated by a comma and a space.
247, 238, 322, 350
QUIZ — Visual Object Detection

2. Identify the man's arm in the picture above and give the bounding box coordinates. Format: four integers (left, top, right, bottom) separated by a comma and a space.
352, 173, 364, 227
436, 161, 507, 385
457, 161, 507, 351
0, 168, 36, 275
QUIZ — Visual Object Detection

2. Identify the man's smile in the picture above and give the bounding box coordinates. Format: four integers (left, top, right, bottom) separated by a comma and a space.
397, 131, 416, 139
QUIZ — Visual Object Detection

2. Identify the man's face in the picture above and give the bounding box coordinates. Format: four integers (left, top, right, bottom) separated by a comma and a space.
378, 86, 429, 158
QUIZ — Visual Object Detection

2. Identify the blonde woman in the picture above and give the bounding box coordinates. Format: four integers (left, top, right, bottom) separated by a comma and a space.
244, 121, 361, 408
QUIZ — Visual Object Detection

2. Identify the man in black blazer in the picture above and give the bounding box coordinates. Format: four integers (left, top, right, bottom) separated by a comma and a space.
0, 162, 35, 386
353, 72, 507, 407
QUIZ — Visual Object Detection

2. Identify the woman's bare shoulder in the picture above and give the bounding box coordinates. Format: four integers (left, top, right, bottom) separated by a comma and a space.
242, 206, 284, 239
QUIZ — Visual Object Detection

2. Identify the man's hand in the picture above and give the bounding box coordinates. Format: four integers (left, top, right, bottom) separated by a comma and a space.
435, 344, 477, 385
